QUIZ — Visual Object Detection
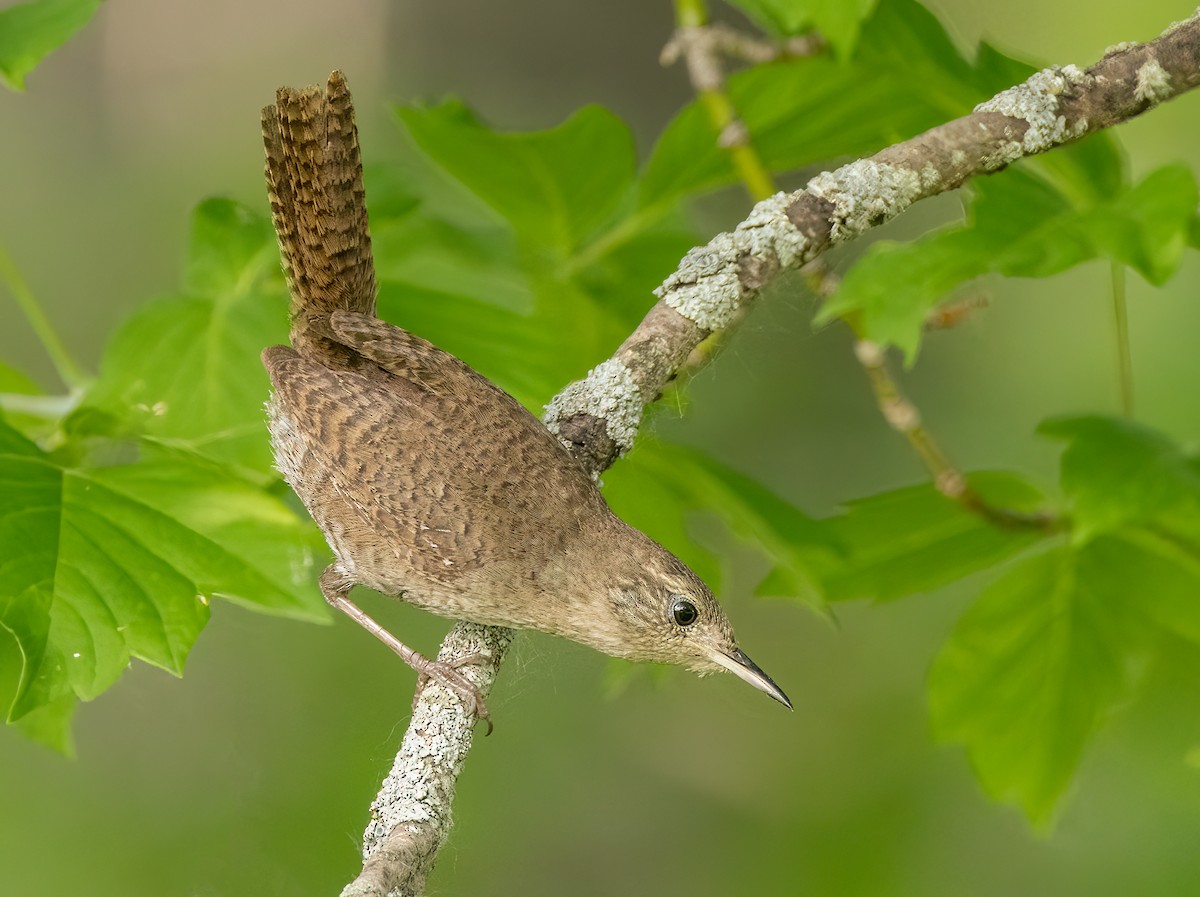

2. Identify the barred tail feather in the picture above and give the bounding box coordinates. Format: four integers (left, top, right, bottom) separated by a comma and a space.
262, 70, 377, 365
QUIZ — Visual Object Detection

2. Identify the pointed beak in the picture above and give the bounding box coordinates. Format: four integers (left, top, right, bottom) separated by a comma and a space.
710, 647, 792, 710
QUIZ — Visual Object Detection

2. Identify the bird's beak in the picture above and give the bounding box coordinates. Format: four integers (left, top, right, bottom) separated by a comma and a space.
710, 647, 792, 710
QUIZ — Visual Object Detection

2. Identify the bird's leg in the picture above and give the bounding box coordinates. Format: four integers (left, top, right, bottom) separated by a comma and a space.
319, 566, 493, 733
413, 651, 487, 707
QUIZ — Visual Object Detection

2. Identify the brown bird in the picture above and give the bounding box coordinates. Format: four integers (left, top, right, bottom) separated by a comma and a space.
260, 71, 790, 731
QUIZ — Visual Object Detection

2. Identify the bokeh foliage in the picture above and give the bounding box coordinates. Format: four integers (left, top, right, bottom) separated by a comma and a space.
2, 0, 1199, 830
0, 0, 104, 91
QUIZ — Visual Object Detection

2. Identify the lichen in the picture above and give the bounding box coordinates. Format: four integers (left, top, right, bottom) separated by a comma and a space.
974, 65, 1089, 163
735, 191, 810, 269
1134, 58, 1173, 103
804, 160, 924, 243
654, 234, 742, 330
542, 359, 644, 455
652, 192, 810, 330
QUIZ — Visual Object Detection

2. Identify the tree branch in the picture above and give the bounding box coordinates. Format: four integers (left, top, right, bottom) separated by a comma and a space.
340, 10, 1200, 894
341, 623, 513, 897
661, 0, 1042, 527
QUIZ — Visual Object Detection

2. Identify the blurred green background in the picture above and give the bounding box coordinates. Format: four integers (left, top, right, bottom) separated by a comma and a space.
3, 0, 1200, 894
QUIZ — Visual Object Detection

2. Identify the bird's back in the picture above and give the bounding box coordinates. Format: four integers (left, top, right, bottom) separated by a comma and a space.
263, 317, 612, 624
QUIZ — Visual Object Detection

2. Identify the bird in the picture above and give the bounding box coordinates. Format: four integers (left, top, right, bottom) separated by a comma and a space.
260, 71, 790, 732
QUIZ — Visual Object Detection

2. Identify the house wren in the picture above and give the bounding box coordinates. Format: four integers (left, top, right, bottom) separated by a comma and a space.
260, 71, 790, 730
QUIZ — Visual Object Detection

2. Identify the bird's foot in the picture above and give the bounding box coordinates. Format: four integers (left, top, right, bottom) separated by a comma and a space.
412, 653, 493, 735
316, 569, 495, 734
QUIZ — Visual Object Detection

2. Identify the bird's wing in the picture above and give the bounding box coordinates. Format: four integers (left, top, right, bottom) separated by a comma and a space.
263, 336, 605, 585
329, 310, 494, 398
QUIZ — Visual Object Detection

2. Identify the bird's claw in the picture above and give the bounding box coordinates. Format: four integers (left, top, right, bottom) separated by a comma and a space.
413, 653, 493, 735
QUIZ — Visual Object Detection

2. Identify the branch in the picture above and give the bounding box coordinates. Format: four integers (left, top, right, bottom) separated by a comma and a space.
557, 14, 1200, 475
341, 623, 513, 897
661, 0, 1039, 527
341, 11, 1200, 894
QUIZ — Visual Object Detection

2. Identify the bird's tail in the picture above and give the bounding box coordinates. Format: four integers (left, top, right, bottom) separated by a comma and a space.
262, 70, 376, 364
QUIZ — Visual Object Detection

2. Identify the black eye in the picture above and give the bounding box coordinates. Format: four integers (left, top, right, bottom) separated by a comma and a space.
671, 598, 699, 627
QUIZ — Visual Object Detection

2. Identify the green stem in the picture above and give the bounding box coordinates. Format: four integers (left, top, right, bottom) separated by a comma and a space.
696, 90, 776, 201
673, 0, 706, 28
673, 0, 776, 203
1110, 260, 1134, 417
0, 244, 88, 389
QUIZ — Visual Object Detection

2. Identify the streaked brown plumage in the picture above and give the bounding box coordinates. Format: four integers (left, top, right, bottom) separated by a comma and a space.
261, 72, 789, 729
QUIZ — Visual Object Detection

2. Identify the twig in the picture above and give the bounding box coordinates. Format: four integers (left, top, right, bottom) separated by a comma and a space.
665, 0, 780, 375
1110, 260, 1134, 416
661, 19, 823, 70
0, 245, 88, 390
662, 0, 787, 201
853, 338, 1061, 531
342, 11, 1200, 894
806, 261, 1042, 526
341, 623, 513, 897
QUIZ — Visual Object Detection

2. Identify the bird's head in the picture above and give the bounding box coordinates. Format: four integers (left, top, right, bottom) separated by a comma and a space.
586, 534, 791, 710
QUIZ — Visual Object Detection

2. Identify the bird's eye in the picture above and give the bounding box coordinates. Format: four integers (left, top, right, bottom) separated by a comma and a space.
671, 598, 699, 627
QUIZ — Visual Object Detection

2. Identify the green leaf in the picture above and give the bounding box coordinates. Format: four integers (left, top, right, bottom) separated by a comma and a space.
370, 196, 532, 316
0, 0, 104, 90
76, 199, 286, 476
724, 0, 818, 35
1085, 531, 1200, 647
373, 118, 696, 412
0, 422, 325, 744
642, 0, 997, 208
604, 440, 834, 609
725, 0, 878, 56
0, 412, 41, 459
0, 349, 65, 445
818, 471, 1050, 602
677, 447, 834, 609
821, 162, 1197, 360
364, 155, 535, 319
1039, 416, 1200, 542
0, 570, 77, 754
929, 544, 1137, 825
0, 361, 39, 395
396, 102, 637, 257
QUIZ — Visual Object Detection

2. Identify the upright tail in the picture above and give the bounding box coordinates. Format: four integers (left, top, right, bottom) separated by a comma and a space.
262, 70, 377, 365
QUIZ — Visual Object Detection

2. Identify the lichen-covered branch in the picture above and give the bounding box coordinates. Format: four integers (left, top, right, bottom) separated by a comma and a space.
660, 0, 1034, 526
341, 11, 1200, 895
340, 623, 513, 897
545, 12, 1200, 472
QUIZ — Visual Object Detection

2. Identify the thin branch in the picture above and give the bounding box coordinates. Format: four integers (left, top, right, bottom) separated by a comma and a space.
662, 2, 823, 201
1111, 260, 1134, 416
662, 15, 823, 69
342, 11, 1200, 894
853, 337, 1062, 532
0, 244, 88, 390
341, 623, 513, 897
665, 0, 780, 379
